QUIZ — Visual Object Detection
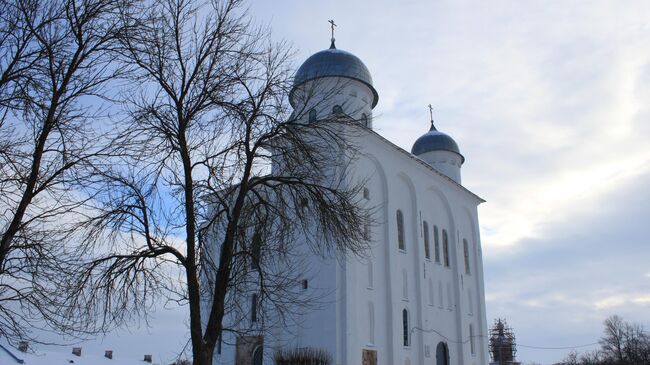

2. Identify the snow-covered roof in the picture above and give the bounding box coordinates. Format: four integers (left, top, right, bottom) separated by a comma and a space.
0, 343, 158, 365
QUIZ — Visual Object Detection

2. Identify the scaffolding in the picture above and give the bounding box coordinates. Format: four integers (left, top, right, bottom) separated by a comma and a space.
489, 318, 519, 365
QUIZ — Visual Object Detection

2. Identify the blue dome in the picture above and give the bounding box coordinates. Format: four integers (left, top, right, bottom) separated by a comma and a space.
292, 42, 378, 107
411, 124, 464, 162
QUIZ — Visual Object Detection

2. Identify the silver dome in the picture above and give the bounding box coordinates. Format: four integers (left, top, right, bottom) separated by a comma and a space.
291, 42, 378, 107
411, 123, 464, 163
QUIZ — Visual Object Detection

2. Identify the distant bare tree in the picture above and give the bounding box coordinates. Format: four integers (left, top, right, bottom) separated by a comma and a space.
600, 315, 650, 365
558, 315, 650, 365
0, 0, 136, 342
68, 1, 370, 365
600, 315, 627, 363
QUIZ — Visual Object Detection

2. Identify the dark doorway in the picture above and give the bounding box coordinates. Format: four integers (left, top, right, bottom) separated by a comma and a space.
436, 342, 449, 365
252, 346, 263, 365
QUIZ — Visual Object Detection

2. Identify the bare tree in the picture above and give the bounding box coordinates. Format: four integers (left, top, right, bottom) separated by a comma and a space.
559, 316, 650, 365
600, 315, 650, 365
0, 0, 136, 342
69, 1, 371, 365
600, 315, 626, 363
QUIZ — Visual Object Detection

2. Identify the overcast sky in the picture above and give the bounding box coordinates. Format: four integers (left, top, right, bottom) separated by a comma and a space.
36, 1, 650, 364
251, 1, 650, 363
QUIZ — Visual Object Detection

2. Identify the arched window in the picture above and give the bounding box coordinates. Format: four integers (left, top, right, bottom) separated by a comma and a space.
402, 269, 408, 299
469, 324, 475, 355
369, 302, 375, 344
361, 113, 368, 127
308, 108, 317, 122
333, 105, 343, 114
396, 210, 405, 251
436, 342, 449, 365
434, 226, 440, 263
463, 239, 471, 274
442, 229, 449, 267
428, 278, 434, 306
402, 309, 410, 347
253, 346, 263, 365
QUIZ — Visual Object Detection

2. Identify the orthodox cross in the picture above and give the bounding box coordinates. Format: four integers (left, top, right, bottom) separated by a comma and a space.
428, 104, 436, 130
328, 19, 337, 40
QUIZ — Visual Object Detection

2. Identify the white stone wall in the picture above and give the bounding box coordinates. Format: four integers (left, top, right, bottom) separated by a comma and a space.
207, 76, 488, 365
290, 77, 374, 127
325, 127, 489, 365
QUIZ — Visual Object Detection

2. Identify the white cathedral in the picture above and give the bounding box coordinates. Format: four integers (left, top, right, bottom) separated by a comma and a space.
211, 37, 489, 365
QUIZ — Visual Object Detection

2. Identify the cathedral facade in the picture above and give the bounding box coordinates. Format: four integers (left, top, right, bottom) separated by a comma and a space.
212, 39, 489, 365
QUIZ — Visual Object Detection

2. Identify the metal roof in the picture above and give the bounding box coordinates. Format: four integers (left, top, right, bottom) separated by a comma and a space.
411, 123, 464, 163
292, 43, 378, 107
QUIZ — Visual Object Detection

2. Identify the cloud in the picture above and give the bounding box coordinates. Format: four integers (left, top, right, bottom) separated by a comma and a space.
32, 2, 647, 364
247, 2, 650, 363
484, 167, 650, 363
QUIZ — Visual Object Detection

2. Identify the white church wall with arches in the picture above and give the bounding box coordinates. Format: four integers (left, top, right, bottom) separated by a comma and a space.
209, 36, 489, 365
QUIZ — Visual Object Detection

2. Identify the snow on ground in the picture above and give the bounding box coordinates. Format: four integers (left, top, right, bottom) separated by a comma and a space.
0, 342, 160, 365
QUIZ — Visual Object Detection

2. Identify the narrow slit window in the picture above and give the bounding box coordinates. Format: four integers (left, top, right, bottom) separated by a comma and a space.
402, 309, 410, 347
369, 302, 375, 344
434, 226, 440, 263
251, 294, 258, 322
251, 233, 261, 269
442, 229, 450, 267
397, 210, 405, 251
364, 222, 371, 241
423, 221, 431, 259
470, 324, 475, 355
463, 239, 471, 274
